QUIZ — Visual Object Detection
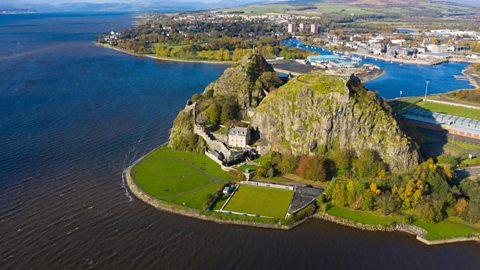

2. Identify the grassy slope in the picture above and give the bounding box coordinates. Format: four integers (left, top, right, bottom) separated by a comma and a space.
326, 206, 480, 240
224, 185, 294, 218
133, 146, 235, 210
450, 140, 480, 151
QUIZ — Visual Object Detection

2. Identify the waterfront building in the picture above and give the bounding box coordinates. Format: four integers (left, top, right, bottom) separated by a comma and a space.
310, 23, 318, 34
288, 23, 296, 34
228, 127, 251, 148
299, 23, 305, 32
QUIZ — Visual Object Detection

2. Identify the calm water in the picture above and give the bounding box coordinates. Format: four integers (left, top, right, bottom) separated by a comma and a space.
1, 13, 479, 270
284, 39, 475, 99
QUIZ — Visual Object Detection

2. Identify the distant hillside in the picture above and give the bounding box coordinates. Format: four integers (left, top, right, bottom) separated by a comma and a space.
315, 0, 478, 7
344, 0, 426, 6
218, 0, 478, 20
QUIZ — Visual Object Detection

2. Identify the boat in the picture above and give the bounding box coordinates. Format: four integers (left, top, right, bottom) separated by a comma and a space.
453, 75, 469, 81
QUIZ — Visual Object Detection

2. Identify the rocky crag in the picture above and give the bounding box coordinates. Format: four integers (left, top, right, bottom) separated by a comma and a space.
203, 54, 283, 108
251, 72, 420, 172
169, 54, 282, 151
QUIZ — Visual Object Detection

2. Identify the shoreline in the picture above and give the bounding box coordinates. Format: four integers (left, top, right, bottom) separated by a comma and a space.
313, 212, 480, 246
462, 65, 480, 89
124, 146, 479, 245
123, 147, 309, 230
358, 69, 385, 83
352, 50, 447, 66
95, 42, 234, 65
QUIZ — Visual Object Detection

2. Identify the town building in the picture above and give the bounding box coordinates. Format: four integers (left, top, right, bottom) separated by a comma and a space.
310, 23, 318, 34
299, 23, 305, 32
228, 127, 251, 148
288, 23, 296, 34
402, 108, 480, 140
372, 43, 387, 55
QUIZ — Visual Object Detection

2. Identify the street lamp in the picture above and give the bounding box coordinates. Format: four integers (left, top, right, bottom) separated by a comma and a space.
424, 80, 430, 100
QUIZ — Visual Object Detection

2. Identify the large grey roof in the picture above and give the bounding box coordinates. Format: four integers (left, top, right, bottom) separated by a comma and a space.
228, 127, 249, 136
403, 108, 480, 133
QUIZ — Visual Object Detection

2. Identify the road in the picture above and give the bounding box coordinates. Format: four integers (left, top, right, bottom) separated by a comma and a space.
456, 166, 480, 180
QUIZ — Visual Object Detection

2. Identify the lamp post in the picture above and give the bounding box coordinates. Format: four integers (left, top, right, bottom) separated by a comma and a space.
424, 80, 430, 100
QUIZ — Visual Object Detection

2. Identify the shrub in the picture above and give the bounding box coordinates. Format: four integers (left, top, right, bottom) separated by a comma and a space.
295, 155, 328, 181
352, 149, 387, 178
277, 152, 298, 174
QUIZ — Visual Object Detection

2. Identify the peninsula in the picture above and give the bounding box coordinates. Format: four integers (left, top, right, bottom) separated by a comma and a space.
124, 53, 480, 245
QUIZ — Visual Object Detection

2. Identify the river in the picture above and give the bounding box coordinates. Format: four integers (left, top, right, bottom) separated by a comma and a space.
1, 13, 479, 270
284, 39, 475, 99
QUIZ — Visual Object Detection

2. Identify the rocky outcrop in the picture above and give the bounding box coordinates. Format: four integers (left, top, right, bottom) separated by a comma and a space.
204, 53, 283, 108
251, 72, 420, 172
168, 104, 206, 153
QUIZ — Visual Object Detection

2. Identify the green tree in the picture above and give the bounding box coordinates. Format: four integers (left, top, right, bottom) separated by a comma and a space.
352, 149, 386, 178
220, 98, 240, 123
362, 191, 375, 211
277, 153, 298, 174
215, 50, 223, 61
331, 148, 352, 173
304, 156, 328, 181
205, 103, 221, 126
222, 49, 230, 61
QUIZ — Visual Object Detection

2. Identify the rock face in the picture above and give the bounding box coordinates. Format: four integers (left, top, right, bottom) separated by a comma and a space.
204, 54, 283, 108
168, 105, 206, 153
251, 73, 420, 172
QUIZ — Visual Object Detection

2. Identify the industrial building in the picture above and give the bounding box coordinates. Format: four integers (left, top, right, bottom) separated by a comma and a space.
402, 108, 480, 140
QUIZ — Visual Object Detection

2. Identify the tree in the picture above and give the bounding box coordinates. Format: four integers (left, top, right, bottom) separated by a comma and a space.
222, 49, 230, 61
362, 191, 375, 211
220, 98, 239, 123
205, 103, 221, 126
380, 191, 400, 215
416, 196, 445, 223
352, 149, 386, 178
257, 161, 274, 178
454, 198, 468, 216
331, 148, 352, 173
331, 182, 348, 206
277, 153, 298, 174
369, 183, 381, 196
215, 50, 223, 61
297, 156, 328, 181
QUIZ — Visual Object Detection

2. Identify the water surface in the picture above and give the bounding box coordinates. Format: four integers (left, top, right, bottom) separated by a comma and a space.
284, 39, 474, 99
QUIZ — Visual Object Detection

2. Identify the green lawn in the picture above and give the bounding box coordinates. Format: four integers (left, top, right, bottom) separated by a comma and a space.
326, 206, 480, 241
133, 146, 235, 210
416, 101, 480, 120
224, 185, 294, 219
211, 193, 230, 210
449, 140, 480, 151
413, 220, 480, 241
327, 206, 398, 226
237, 164, 258, 173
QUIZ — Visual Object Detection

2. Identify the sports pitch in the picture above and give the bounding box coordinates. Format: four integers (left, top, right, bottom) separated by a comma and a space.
224, 185, 294, 219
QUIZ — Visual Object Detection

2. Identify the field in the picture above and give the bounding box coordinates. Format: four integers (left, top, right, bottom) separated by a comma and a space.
224, 185, 294, 219
415, 101, 480, 120
133, 146, 236, 210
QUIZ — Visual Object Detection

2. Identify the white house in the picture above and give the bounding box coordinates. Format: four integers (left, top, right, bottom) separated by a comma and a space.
228, 127, 250, 148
